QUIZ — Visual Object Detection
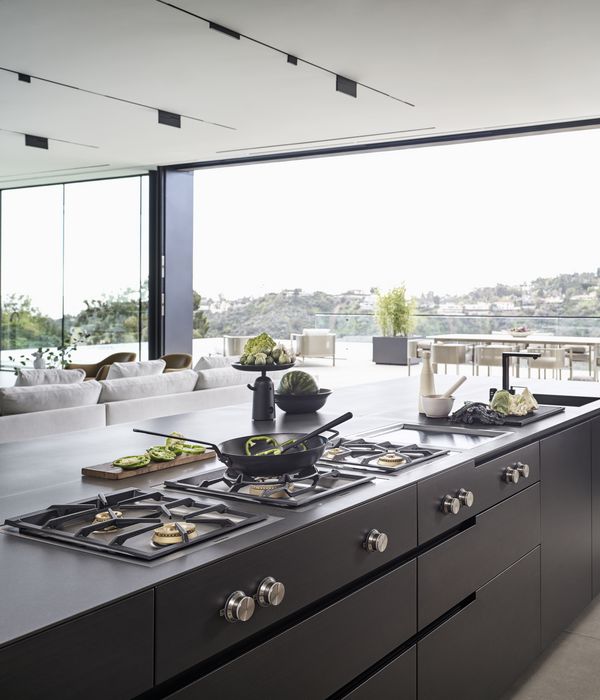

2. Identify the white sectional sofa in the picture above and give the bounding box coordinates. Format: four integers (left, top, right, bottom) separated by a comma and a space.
0, 363, 282, 443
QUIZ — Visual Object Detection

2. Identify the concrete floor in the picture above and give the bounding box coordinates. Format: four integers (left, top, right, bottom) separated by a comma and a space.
502, 597, 600, 699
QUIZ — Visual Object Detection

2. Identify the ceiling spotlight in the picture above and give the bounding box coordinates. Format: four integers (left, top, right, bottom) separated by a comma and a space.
158, 110, 181, 128
24, 134, 48, 149
287, 55, 298, 65
336, 75, 357, 98
18, 73, 31, 83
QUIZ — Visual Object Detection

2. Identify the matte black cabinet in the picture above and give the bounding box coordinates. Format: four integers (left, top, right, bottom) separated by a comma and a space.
540, 421, 592, 647
166, 560, 416, 700
592, 417, 600, 597
156, 485, 416, 682
0, 590, 154, 700
340, 646, 416, 700
418, 547, 541, 700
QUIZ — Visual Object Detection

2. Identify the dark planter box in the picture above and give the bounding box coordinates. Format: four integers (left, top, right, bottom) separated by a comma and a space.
372, 336, 419, 366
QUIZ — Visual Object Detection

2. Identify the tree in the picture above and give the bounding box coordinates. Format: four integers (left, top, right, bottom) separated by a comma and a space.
1, 295, 61, 350
193, 291, 210, 338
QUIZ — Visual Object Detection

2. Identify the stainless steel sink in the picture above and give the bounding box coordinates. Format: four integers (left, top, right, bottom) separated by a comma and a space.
356, 422, 512, 452
534, 394, 600, 408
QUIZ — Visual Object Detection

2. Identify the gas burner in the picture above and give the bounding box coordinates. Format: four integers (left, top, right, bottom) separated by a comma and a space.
323, 447, 351, 459
4, 489, 266, 561
377, 453, 407, 467
93, 509, 123, 531
165, 467, 374, 509
152, 522, 197, 546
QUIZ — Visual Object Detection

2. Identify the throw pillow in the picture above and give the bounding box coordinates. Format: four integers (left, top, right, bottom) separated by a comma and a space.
15, 368, 86, 386
106, 359, 166, 380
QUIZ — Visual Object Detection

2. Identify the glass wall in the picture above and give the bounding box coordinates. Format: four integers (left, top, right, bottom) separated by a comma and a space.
192, 128, 600, 362
0, 176, 149, 370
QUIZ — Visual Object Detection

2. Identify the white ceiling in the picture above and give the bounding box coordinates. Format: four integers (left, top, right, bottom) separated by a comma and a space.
1, 0, 600, 187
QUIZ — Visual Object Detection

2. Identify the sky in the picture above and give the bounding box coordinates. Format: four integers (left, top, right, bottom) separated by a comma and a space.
193, 127, 600, 300
2, 127, 599, 320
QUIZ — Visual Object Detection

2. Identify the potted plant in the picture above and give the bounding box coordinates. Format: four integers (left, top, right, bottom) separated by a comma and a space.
372, 286, 416, 365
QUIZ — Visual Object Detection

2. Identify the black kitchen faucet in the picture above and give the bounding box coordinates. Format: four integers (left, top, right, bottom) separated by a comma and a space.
490, 351, 542, 399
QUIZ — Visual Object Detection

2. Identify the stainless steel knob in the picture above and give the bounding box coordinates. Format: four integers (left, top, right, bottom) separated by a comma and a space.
515, 461, 530, 479
222, 591, 255, 623
458, 488, 474, 508
504, 466, 520, 484
257, 577, 286, 607
364, 529, 389, 552
442, 495, 461, 515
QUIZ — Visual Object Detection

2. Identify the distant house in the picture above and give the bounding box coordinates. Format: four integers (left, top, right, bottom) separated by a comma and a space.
438, 303, 463, 316
464, 302, 491, 314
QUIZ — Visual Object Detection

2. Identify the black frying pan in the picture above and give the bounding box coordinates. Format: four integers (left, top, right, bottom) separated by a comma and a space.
133, 412, 353, 478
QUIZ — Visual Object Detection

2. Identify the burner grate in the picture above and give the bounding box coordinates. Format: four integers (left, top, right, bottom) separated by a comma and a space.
320, 438, 447, 472
4, 489, 266, 561
165, 467, 374, 508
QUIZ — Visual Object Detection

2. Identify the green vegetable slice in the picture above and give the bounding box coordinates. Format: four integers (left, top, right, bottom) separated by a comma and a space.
147, 446, 177, 462
165, 432, 185, 448
112, 454, 151, 470
179, 443, 206, 455
245, 435, 279, 456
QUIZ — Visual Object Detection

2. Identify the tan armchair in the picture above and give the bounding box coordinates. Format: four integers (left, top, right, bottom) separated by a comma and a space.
66, 352, 137, 380
160, 353, 193, 372
291, 329, 336, 366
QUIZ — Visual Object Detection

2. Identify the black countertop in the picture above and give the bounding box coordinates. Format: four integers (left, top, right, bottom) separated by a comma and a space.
1, 375, 600, 649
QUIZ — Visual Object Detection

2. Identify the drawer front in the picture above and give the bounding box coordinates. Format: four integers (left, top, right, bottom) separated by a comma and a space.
167, 560, 416, 700
341, 645, 416, 700
418, 547, 540, 700
418, 442, 539, 543
156, 485, 416, 682
0, 591, 154, 700
419, 483, 540, 628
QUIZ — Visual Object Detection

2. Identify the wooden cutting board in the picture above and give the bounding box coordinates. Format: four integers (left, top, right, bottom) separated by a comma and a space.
82, 450, 216, 480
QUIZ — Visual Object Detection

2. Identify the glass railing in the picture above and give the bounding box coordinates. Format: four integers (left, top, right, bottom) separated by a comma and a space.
313, 313, 600, 340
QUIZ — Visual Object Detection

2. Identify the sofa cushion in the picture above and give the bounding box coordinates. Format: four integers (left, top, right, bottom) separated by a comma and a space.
193, 355, 232, 371
0, 381, 102, 416
15, 368, 86, 386
106, 359, 166, 379
0, 404, 106, 444
195, 367, 285, 391
99, 370, 197, 403
105, 385, 251, 425
195, 367, 249, 390
302, 328, 330, 335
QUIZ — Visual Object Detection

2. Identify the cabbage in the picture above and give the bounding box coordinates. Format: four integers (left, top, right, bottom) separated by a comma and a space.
244, 333, 276, 356
490, 389, 511, 415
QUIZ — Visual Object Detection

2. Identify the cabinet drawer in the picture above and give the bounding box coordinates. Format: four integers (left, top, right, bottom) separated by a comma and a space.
340, 645, 416, 700
156, 485, 416, 682
418, 547, 540, 700
0, 591, 154, 700
419, 483, 540, 628
418, 442, 539, 543
166, 559, 416, 700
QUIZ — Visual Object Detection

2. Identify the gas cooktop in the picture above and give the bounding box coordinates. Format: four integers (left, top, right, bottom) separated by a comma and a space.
4, 489, 266, 561
165, 466, 374, 508
320, 437, 447, 472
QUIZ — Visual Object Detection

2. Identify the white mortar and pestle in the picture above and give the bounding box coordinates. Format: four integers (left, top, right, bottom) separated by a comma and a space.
421, 376, 467, 418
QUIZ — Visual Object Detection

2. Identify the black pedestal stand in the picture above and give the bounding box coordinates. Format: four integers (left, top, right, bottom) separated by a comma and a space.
231, 363, 295, 421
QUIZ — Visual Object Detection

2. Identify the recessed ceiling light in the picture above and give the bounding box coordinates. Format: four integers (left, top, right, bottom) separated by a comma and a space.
287, 55, 298, 65
18, 73, 31, 83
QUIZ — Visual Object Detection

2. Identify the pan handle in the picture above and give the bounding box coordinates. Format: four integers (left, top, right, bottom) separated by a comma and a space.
280, 412, 353, 453
132, 428, 226, 462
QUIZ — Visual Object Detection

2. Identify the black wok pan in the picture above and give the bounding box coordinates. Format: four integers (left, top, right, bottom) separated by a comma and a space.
133, 412, 353, 478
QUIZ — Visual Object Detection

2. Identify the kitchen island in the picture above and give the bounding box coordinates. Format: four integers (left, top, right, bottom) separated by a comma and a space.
1, 375, 600, 699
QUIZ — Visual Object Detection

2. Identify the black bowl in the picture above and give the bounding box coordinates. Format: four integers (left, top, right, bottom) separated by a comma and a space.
274, 389, 332, 414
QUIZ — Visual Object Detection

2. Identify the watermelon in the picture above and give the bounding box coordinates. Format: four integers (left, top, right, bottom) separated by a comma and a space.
277, 371, 318, 396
